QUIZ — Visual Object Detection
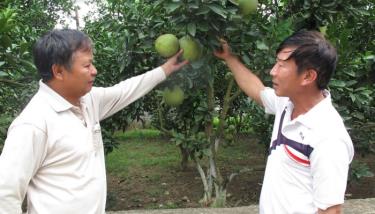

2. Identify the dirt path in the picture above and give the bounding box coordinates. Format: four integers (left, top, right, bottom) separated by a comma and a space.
107, 198, 375, 214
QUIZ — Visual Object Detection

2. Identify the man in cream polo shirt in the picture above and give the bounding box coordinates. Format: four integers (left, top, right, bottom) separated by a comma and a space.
214, 30, 354, 213
0, 29, 188, 214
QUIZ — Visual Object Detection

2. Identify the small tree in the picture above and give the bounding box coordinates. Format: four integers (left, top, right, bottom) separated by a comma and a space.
84, 0, 375, 207
0, 0, 74, 151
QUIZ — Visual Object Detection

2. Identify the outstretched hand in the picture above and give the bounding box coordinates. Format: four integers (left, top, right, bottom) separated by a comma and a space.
213, 38, 234, 61
161, 49, 189, 76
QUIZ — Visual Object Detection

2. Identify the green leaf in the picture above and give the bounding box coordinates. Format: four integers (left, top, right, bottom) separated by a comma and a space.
346, 80, 357, 87
164, 3, 181, 13
20, 59, 36, 71
364, 55, 375, 60
256, 41, 269, 50
191, 58, 204, 69
343, 70, 356, 77
207, 4, 227, 19
228, 0, 239, 6
103, 47, 114, 52
196, 7, 210, 16
187, 2, 199, 9
329, 79, 346, 88
0, 71, 8, 77
187, 23, 196, 36
352, 111, 364, 120
0, 61, 5, 67
241, 54, 251, 65
196, 22, 209, 32
349, 93, 356, 102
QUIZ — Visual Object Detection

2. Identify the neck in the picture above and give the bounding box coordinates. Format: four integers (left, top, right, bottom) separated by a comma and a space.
290, 89, 325, 120
46, 81, 81, 107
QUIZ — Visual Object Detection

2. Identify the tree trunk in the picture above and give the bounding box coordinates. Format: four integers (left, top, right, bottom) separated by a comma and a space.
211, 188, 227, 208
179, 145, 190, 171
194, 156, 212, 206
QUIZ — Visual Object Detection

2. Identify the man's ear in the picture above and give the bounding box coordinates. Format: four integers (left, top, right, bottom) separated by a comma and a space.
51, 64, 65, 80
301, 69, 318, 86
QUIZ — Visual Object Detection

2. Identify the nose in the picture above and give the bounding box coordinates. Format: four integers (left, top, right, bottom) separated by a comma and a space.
270, 63, 278, 76
91, 65, 97, 76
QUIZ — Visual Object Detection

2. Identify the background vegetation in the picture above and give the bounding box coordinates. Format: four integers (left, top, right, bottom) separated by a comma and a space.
1, 0, 374, 208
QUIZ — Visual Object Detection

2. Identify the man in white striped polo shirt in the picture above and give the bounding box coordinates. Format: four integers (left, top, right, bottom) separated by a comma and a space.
214, 30, 354, 214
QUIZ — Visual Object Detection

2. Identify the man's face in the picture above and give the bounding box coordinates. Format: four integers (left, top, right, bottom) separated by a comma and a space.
270, 47, 302, 97
62, 50, 97, 99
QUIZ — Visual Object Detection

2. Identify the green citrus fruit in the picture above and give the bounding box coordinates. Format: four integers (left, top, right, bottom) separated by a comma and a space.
319, 26, 328, 36
238, 0, 258, 16
163, 86, 184, 107
212, 117, 220, 127
179, 36, 202, 62
155, 34, 180, 58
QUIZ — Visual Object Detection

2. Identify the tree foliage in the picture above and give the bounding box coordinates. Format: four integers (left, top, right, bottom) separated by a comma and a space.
84, 0, 374, 206
0, 0, 374, 206
0, 0, 74, 149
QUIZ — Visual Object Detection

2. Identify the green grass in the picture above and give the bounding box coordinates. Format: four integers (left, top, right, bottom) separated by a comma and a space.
105, 131, 179, 179
219, 141, 252, 161
105, 129, 266, 210
114, 129, 162, 140
107, 131, 259, 176
106, 129, 262, 179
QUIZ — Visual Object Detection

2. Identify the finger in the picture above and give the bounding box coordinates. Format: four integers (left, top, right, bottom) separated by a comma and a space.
219, 38, 227, 44
176, 59, 189, 69
213, 48, 225, 56
213, 50, 220, 57
221, 43, 230, 52
174, 49, 184, 58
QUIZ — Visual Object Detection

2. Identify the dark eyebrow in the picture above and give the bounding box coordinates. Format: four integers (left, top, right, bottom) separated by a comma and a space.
276, 50, 295, 61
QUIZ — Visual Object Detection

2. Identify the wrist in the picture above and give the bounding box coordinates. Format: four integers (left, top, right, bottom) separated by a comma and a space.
161, 65, 171, 76
225, 54, 238, 64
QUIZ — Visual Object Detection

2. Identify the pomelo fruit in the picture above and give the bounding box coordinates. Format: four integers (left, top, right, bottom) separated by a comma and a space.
179, 35, 202, 62
163, 86, 184, 107
319, 25, 328, 36
155, 34, 180, 58
238, 0, 258, 16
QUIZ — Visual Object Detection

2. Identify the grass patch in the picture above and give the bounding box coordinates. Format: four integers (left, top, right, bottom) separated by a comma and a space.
105, 135, 179, 179
106, 131, 262, 180
114, 129, 162, 140
105, 131, 270, 210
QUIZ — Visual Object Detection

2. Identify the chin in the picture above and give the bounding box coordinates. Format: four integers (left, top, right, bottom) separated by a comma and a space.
274, 89, 281, 96
274, 90, 286, 97
81, 89, 91, 97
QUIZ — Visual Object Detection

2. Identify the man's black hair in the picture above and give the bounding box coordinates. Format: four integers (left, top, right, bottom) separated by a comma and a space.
277, 30, 337, 90
33, 29, 92, 82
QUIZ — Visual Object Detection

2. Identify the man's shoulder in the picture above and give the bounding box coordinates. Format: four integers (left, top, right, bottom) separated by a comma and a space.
10, 92, 50, 132
309, 106, 352, 151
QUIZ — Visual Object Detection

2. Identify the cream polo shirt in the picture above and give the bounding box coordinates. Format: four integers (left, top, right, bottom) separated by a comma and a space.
0, 67, 166, 214
259, 87, 354, 214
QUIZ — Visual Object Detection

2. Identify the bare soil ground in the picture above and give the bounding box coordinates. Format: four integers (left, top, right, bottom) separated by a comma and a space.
106, 136, 375, 211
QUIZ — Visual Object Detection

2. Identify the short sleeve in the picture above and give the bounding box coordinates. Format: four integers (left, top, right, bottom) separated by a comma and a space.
310, 137, 353, 210
260, 87, 279, 115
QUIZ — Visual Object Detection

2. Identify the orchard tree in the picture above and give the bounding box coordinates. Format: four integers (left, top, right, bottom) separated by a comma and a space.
150, 0, 269, 207
1, 0, 373, 207
0, 0, 74, 150
84, 0, 175, 153
84, 0, 374, 207
83, 0, 265, 206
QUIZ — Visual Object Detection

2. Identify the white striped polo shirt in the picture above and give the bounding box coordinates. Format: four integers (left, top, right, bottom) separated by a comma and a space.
258, 87, 354, 214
